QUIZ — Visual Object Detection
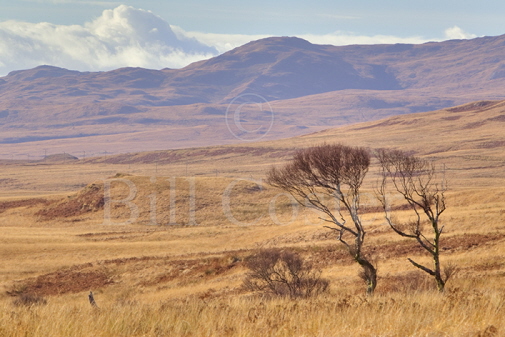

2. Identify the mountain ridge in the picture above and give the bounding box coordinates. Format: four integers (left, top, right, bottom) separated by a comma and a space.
2, 34, 505, 157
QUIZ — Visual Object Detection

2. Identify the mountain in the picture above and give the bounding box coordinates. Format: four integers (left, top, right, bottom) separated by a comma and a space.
2, 34, 505, 158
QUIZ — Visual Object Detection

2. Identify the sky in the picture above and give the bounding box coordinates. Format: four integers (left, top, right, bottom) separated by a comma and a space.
1, 0, 504, 76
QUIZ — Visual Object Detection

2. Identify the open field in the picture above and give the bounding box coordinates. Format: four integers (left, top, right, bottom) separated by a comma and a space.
1, 100, 505, 336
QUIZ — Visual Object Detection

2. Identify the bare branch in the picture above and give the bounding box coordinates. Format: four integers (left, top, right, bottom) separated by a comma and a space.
407, 258, 435, 276
267, 143, 377, 294
376, 148, 450, 291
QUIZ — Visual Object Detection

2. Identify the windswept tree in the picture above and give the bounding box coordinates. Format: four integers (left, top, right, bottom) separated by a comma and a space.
267, 143, 377, 294
376, 149, 455, 291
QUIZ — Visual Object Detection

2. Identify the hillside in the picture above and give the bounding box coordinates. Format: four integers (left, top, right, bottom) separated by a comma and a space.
1, 98, 505, 335
1, 98, 504, 195
70, 98, 504, 189
2, 35, 505, 158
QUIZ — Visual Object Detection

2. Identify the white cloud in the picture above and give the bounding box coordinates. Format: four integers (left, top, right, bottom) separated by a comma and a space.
0, 5, 479, 76
317, 14, 361, 20
444, 26, 476, 40
170, 28, 432, 55
0, 5, 217, 75
171, 26, 270, 54
173, 27, 472, 55
298, 32, 430, 46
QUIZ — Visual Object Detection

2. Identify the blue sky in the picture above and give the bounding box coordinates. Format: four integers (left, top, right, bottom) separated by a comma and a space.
4, 0, 504, 36
0, 0, 504, 75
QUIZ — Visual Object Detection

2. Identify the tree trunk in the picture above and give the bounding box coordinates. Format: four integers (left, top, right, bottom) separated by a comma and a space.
433, 254, 445, 292
357, 257, 377, 295
433, 226, 445, 292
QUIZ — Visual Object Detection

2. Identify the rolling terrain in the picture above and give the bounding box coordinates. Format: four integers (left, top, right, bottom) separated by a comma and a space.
2, 98, 503, 196
0, 99, 504, 335
2, 34, 505, 158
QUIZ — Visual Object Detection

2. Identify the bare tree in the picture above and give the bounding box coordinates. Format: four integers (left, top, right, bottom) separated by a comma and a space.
267, 144, 377, 294
375, 149, 455, 291
243, 248, 329, 298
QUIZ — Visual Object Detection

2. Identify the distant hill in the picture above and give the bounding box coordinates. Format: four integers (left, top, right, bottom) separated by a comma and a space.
2, 35, 505, 158
81, 98, 505, 190
42, 153, 79, 163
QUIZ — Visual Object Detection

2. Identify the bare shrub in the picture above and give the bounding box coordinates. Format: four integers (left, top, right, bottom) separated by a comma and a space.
243, 248, 329, 298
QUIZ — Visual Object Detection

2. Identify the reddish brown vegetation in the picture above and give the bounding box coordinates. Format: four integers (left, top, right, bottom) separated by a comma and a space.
6, 232, 504, 299
139, 255, 241, 287
36, 183, 104, 219
8, 263, 114, 297
0, 198, 49, 214
7, 253, 243, 299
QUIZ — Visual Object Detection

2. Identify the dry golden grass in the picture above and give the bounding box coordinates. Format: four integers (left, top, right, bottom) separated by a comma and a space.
0, 284, 503, 336
1, 101, 505, 336
0, 172, 504, 336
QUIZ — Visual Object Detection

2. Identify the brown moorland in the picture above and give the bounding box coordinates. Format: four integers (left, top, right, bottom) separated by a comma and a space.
0, 100, 504, 336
